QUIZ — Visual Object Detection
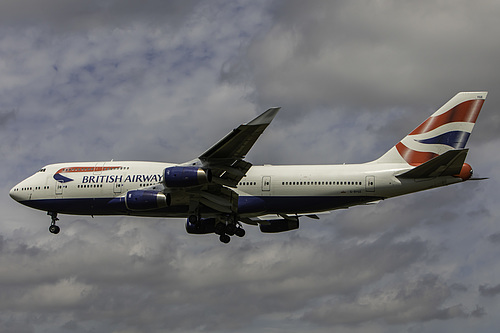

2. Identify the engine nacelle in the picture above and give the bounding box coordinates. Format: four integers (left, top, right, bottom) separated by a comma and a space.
163, 166, 212, 188
259, 219, 299, 233
125, 190, 168, 211
185, 218, 216, 234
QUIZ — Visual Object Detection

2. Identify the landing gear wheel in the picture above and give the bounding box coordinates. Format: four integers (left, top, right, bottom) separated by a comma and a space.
219, 234, 231, 244
47, 212, 60, 235
225, 223, 236, 236
49, 225, 60, 234
235, 227, 245, 237
214, 223, 227, 235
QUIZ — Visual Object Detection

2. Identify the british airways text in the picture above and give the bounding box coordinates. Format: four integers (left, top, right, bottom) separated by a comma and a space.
82, 174, 163, 184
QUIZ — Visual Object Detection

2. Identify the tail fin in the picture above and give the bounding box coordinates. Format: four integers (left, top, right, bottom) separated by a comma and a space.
374, 92, 487, 165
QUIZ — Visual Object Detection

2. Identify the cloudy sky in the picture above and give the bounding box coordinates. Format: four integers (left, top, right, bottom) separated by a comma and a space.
1, 0, 500, 332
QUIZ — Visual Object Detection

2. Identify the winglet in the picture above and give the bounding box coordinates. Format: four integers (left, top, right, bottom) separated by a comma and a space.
247, 107, 281, 126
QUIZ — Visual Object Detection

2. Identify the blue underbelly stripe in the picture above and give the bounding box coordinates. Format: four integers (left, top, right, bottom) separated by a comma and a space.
20, 195, 383, 217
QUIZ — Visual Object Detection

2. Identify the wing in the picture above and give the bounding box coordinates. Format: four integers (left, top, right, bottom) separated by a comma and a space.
197, 107, 280, 187
179, 107, 280, 215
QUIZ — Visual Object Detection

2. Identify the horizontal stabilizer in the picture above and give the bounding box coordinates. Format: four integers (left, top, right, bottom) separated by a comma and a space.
397, 149, 468, 179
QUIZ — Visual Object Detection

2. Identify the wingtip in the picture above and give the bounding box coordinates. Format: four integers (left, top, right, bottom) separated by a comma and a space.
246, 107, 281, 126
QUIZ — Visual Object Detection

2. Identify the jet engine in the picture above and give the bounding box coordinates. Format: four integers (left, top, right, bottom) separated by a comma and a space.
125, 190, 168, 211
185, 218, 216, 234
259, 218, 299, 233
163, 166, 212, 187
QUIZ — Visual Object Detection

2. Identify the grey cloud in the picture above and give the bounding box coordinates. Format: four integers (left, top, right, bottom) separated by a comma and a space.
470, 305, 487, 318
0, 10, 263, 173
0, 0, 202, 31
1, 1, 499, 332
331, 183, 478, 240
303, 275, 470, 326
0, 109, 16, 127
479, 284, 500, 297
0, 216, 432, 332
222, 0, 500, 118
487, 232, 500, 244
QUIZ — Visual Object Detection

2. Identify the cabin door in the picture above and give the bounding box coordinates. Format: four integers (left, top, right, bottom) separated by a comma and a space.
262, 176, 271, 192
365, 176, 375, 192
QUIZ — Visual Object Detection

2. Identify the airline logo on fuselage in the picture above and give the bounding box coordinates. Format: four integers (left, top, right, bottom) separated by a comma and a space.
82, 174, 162, 184
53, 166, 162, 184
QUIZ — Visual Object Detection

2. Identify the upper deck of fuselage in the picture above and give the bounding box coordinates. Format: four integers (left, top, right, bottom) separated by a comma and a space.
9, 161, 175, 202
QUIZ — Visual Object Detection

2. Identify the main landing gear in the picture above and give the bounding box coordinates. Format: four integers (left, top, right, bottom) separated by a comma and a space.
215, 216, 246, 244
47, 212, 60, 234
187, 214, 245, 244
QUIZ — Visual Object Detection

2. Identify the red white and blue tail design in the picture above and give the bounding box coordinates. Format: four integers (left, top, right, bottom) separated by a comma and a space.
375, 92, 487, 165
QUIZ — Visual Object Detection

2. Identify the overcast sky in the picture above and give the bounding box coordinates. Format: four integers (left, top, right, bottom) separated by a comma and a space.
1, 1, 500, 332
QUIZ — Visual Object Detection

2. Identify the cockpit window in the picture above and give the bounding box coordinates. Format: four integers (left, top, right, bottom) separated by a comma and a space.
38, 168, 46, 172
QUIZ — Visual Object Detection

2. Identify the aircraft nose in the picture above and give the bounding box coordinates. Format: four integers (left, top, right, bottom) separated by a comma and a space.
9, 186, 21, 202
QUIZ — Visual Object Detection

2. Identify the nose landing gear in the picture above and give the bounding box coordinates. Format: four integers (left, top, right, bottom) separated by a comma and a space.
47, 212, 60, 234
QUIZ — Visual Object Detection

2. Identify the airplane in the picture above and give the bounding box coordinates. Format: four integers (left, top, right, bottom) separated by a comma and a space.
9, 91, 487, 243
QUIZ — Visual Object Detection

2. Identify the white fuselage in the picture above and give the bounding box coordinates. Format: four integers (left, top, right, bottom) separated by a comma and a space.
9, 160, 464, 218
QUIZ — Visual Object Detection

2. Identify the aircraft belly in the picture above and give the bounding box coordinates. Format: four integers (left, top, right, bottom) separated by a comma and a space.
22, 194, 383, 218
238, 195, 383, 214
